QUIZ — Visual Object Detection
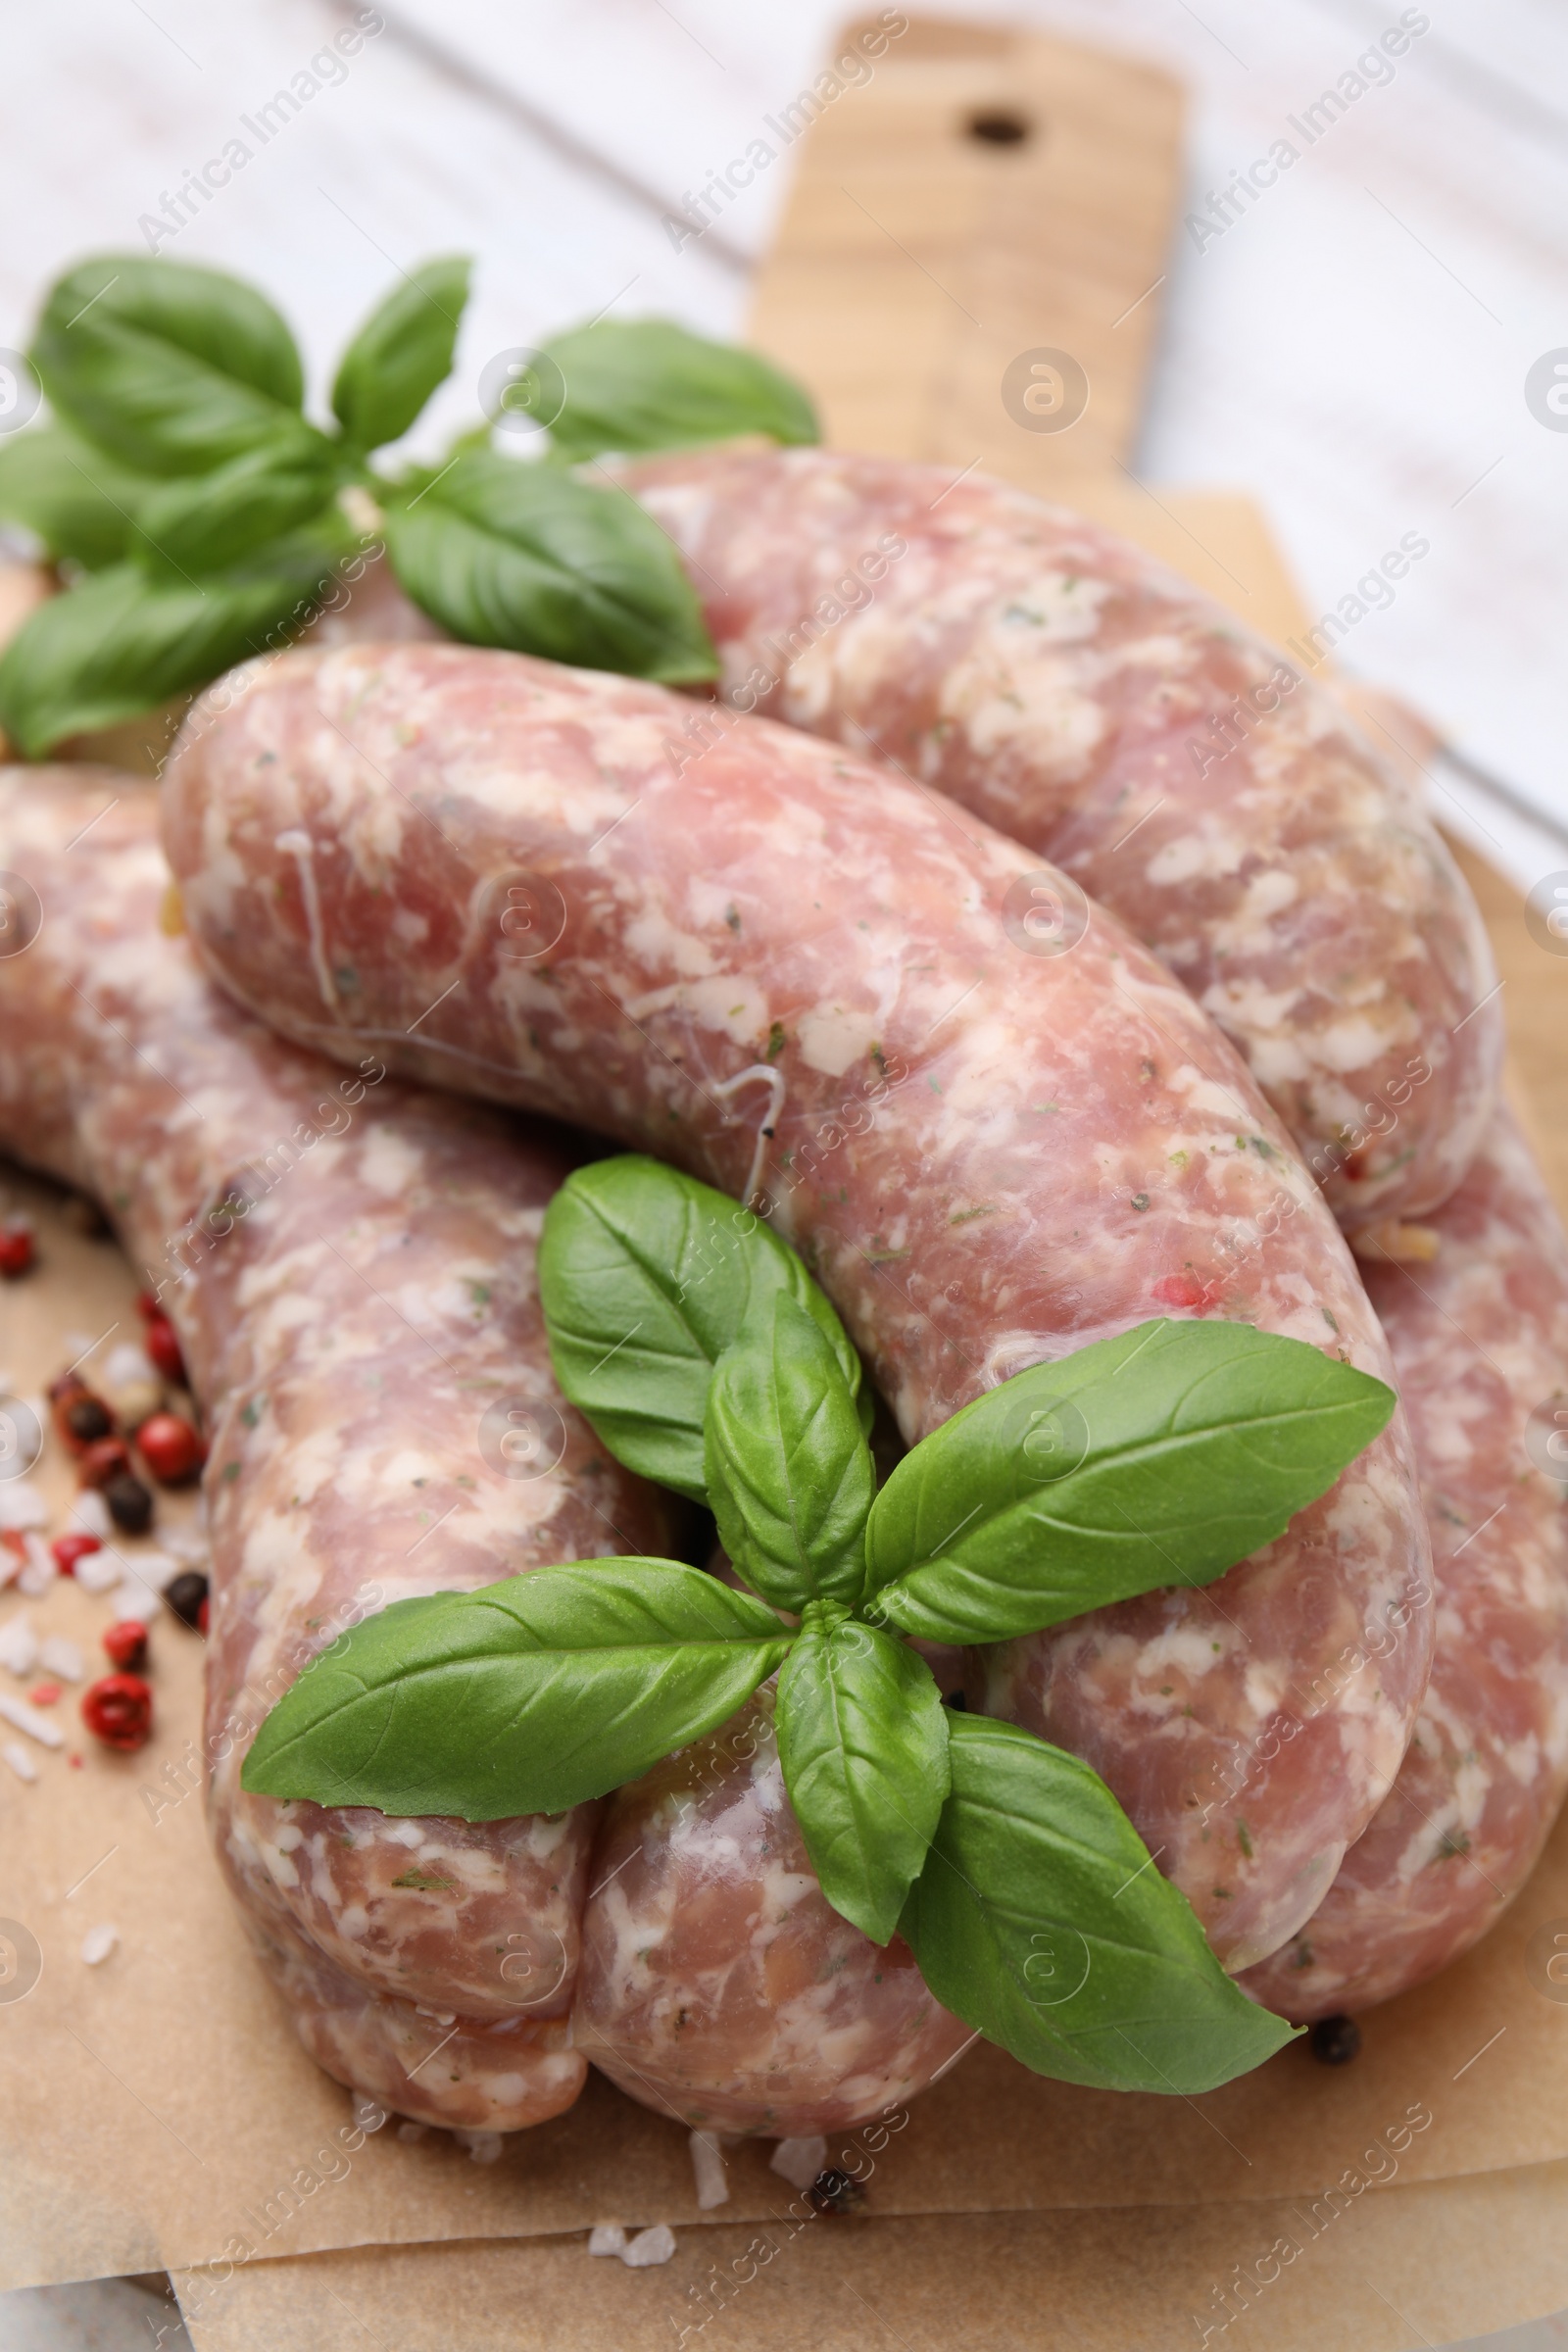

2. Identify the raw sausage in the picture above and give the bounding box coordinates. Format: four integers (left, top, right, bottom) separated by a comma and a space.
0, 767, 669, 2130
620, 447, 1501, 1230
0, 768, 974, 2135
575, 1693, 974, 2133
162, 640, 1434, 1972
1242, 1110, 1568, 2017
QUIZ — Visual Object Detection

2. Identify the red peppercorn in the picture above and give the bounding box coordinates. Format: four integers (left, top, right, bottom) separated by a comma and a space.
0, 1222, 35, 1278
136, 1410, 206, 1486
0, 1529, 24, 1566
143, 1315, 186, 1387
51, 1532, 103, 1576
197, 1595, 210, 1637
103, 1621, 148, 1672
81, 1673, 153, 1752
78, 1434, 133, 1488
27, 1682, 61, 1707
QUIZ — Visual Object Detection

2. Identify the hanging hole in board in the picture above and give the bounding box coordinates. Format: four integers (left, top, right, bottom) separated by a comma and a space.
965, 108, 1034, 147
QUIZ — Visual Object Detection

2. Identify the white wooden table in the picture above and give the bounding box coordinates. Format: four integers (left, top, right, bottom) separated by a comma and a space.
1, 7, 1566, 2344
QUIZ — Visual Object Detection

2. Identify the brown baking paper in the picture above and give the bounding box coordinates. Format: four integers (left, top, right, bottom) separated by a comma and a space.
3, 422, 1566, 2329
169, 2161, 1568, 2352
4, 1103, 1568, 2305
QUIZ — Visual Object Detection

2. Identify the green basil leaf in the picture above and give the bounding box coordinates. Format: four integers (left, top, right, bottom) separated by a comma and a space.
32, 254, 307, 477
900, 1714, 1297, 2092
865, 1320, 1396, 1644
775, 1603, 949, 1944
539, 1155, 862, 1500
705, 1295, 874, 1611
0, 423, 159, 568
331, 255, 472, 453
541, 318, 818, 464
241, 1559, 793, 1819
0, 523, 350, 755
382, 451, 717, 683
136, 444, 339, 576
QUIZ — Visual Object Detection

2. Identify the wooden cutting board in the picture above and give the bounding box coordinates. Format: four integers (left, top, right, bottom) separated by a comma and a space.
745, 13, 1568, 1208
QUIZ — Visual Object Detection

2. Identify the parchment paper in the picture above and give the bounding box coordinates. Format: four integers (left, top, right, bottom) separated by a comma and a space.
169, 2162, 1568, 2352
4, 1132, 1568, 2306
3, 457, 1566, 2344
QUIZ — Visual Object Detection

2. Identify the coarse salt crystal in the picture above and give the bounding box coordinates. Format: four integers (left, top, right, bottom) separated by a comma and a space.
80, 1924, 118, 1966
125, 1549, 180, 1593
769, 2134, 828, 2191
395, 2121, 426, 2145
2, 1740, 36, 1784
0, 1692, 65, 1748
161, 1528, 211, 1569
103, 1343, 159, 1388
689, 2128, 730, 2209
17, 1535, 55, 1596
38, 1637, 83, 1683
453, 2129, 504, 2164
68, 1492, 113, 1541
352, 2093, 388, 2134
586, 2225, 626, 2257
621, 2224, 677, 2269
0, 1482, 48, 1534
110, 1583, 157, 1627
0, 1614, 38, 1677
74, 1548, 124, 1594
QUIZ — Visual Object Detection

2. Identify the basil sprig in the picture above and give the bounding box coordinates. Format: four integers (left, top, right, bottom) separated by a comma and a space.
246, 1158, 1398, 2093
0, 258, 819, 753
536, 1157, 865, 1500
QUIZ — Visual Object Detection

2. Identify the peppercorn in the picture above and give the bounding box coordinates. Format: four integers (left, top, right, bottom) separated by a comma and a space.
52, 1532, 103, 1576
0, 1221, 35, 1278
103, 1471, 154, 1536
807, 2169, 867, 2216
142, 1313, 186, 1387
136, 1410, 206, 1486
78, 1435, 133, 1488
103, 1621, 148, 1672
1308, 2014, 1361, 2067
81, 1672, 153, 1752
62, 1393, 115, 1450
164, 1569, 209, 1631
197, 1595, 210, 1636
28, 1683, 61, 1707
48, 1375, 94, 1443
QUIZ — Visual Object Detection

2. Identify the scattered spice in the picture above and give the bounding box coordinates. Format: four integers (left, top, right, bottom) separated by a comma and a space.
81, 1673, 154, 1751
164, 1569, 210, 1631
136, 1411, 206, 1486
77, 1436, 133, 1489
0, 1221, 35, 1278
103, 1622, 149, 1673
1308, 2014, 1361, 2067
104, 1473, 154, 1536
51, 1532, 103, 1576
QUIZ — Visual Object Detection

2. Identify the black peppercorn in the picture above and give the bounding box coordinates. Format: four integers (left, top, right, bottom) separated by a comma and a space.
64, 1394, 115, 1447
165, 1569, 210, 1630
103, 1470, 153, 1535
1308, 2013, 1361, 2066
807, 2169, 867, 2215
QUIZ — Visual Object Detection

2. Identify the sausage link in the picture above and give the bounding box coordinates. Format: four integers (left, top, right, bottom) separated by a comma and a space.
1242, 1110, 1568, 2017
162, 642, 1434, 1971
621, 448, 1501, 1230
0, 768, 672, 2128
574, 1695, 974, 2134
